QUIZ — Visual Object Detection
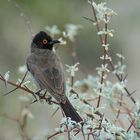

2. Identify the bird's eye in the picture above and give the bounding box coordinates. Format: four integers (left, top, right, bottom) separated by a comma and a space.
42, 39, 48, 44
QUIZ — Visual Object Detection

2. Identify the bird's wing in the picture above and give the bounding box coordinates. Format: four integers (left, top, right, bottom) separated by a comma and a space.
26, 53, 66, 103
39, 65, 66, 103
42, 66, 64, 90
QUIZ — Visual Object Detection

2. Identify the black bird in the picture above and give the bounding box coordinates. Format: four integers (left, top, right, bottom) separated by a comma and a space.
26, 31, 83, 123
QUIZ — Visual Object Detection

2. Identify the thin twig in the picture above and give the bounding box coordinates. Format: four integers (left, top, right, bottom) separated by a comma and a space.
0, 76, 58, 105
97, 14, 108, 108
51, 107, 60, 117
47, 127, 80, 140
125, 107, 137, 131
81, 125, 86, 140
47, 131, 61, 140
0, 74, 7, 88
127, 120, 135, 132
66, 118, 71, 140
109, 61, 136, 104
71, 76, 74, 89
83, 16, 95, 23
8, 0, 34, 38
3, 71, 28, 96
87, 0, 136, 106
87, 134, 90, 140
88, 0, 104, 44
115, 94, 123, 121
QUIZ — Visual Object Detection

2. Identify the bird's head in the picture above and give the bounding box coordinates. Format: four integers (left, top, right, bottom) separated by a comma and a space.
31, 31, 60, 50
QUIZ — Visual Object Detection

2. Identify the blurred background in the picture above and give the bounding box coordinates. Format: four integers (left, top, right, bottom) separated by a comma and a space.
0, 0, 140, 139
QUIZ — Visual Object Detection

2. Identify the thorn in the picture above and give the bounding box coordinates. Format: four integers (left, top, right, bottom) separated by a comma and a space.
128, 89, 137, 97
3, 87, 19, 96
23, 85, 30, 90
0, 74, 7, 88
81, 125, 86, 140
30, 99, 38, 104
51, 107, 59, 117
74, 130, 80, 136
82, 16, 95, 22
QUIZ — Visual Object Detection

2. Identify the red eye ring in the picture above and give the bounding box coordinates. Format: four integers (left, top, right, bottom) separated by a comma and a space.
42, 39, 48, 44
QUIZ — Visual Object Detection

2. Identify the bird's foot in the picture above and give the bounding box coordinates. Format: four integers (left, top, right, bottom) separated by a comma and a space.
46, 96, 52, 105
38, 90, 52, 104
30, 90, 42, 104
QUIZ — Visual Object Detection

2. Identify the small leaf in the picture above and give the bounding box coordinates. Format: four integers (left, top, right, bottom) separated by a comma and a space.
4, 71, 10, 82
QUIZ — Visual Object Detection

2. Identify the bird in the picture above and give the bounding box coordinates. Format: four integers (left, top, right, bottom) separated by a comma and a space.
26, 31, 83, 123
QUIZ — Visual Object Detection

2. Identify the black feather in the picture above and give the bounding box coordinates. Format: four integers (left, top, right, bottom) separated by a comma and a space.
60, 97, 83, 123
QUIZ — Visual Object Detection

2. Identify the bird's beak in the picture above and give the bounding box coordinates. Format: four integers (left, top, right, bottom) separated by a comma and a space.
49, 40, 60, 45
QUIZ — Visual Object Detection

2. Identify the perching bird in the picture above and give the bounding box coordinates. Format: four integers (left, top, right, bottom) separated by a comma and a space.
26, 31, 82, 123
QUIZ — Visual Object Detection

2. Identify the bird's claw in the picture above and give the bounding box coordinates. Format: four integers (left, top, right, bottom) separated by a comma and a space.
30, 90, 52, 105
46, 96, 52, 105
30, 90, 42, 104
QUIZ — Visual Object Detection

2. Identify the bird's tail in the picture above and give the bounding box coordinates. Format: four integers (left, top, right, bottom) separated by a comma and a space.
60, 97, 83, 123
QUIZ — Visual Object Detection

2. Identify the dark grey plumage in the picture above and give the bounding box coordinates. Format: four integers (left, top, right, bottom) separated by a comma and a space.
26, 31, 82, 123
27, 48, 66, 103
